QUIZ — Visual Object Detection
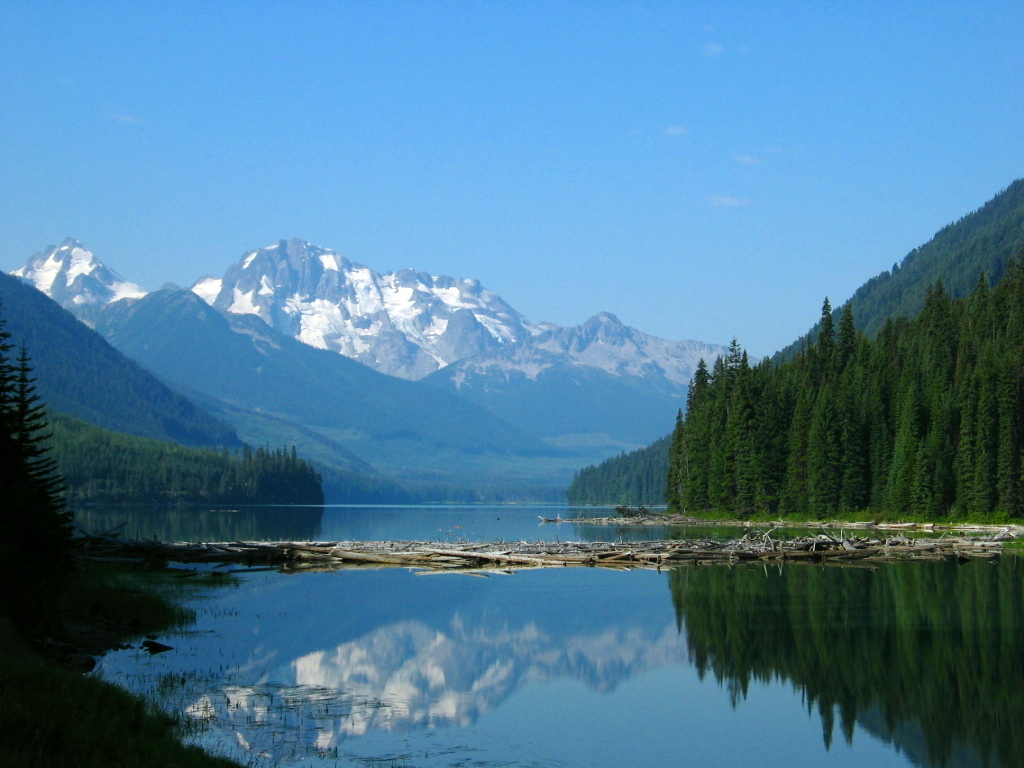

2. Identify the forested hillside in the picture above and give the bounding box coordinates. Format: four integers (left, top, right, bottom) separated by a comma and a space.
777, 178, 1024, 358
565, 434, 670, 505
0, 273, 238, 447
51, 415, 323, 506
566, 180, 1024, 507
667, 256, 1024, 520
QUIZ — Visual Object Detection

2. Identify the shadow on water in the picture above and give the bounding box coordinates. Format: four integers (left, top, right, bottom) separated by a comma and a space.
669, 557, 1024, 768
73, 505, 325, 542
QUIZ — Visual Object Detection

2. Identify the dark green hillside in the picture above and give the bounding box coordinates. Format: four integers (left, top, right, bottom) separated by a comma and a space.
566, 433, 670, 505
51, 414, 323, 505
777, 178, 1024, 358
82, 288, 552, 459
178, 392, 375, 475
0, 273, 238, 447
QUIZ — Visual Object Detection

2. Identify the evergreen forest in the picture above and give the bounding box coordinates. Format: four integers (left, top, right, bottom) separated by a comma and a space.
51, 414, 324, 506
667, 253, 1024, 520
566, 434, 669, 505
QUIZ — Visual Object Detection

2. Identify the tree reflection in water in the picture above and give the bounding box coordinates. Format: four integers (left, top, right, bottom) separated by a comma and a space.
74, 504, 324, 542
669, 557, 1024, 768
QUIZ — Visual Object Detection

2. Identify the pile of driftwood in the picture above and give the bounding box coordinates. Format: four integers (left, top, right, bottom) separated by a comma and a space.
77, 526, 1020, 573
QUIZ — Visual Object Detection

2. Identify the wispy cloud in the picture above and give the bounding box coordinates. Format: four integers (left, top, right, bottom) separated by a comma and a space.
109, 112, 139, 124
702, 42, 724, 57
665, 125, 689, 137
707, 195, 752, 208
734, 155, 761, 164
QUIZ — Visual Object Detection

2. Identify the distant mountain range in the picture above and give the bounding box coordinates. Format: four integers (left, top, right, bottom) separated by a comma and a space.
192, 238, 538, 380
10, 237, 725, 495
13, 239, 147, 307
12, 237, 724, 448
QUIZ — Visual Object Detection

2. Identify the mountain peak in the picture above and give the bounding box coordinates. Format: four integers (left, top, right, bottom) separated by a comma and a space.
11, 239, 147, 308
191, 239, 537, 379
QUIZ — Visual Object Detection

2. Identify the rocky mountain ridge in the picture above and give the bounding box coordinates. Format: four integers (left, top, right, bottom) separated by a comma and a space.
14, 237, 722, 389
12, 237, 724, 449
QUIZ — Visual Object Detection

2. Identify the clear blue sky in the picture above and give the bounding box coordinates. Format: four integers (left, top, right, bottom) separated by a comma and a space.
2, 1, 1022, 356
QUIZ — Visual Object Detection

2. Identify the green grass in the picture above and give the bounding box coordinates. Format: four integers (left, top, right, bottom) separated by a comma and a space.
0, 563, 246, 768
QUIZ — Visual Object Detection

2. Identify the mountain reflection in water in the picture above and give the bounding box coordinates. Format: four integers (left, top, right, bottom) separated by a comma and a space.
101, 557, 1024, 767
206, 618, 687, 744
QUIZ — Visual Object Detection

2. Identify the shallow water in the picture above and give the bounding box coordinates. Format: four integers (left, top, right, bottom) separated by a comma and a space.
94, 506, 1024, 768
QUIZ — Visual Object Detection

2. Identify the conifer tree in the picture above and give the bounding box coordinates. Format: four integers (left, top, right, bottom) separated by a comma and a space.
666, 409, 685, 510
0, 306, 75, 624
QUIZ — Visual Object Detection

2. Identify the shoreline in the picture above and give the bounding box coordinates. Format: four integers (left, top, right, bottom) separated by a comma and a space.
558, 513, 1024, 535
78, 524, 1022, 573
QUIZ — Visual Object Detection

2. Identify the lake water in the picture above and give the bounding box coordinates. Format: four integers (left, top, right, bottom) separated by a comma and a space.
74, 503, 845, 543
93, 505, 1024, 768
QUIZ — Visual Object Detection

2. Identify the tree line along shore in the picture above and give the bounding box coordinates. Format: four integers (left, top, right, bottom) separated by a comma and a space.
667, 254, 1024, 523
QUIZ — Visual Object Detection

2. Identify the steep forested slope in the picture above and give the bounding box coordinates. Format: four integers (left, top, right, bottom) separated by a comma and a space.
777, 178, 1024, 358
569, 179, 1024, 506
0, 273, 238, 447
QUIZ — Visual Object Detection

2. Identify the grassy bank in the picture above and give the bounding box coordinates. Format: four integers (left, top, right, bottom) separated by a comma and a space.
0, 562, 245, 768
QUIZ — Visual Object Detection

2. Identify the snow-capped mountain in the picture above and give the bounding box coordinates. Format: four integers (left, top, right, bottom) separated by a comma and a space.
191, 238, 539, 380
11, 237, 725, 448
442, 311, 723, 390
12, 238, 147, 308
424, 313, 726, 445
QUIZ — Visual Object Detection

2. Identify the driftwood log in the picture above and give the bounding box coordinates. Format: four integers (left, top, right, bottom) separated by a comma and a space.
75, 526, 1021, 573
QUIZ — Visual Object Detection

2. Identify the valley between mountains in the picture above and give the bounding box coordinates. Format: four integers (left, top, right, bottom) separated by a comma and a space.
8, 237, 725, 500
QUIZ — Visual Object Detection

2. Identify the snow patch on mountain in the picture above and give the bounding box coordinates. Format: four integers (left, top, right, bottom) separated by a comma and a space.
191, 238, 540, 379
11, 238, 147, 307
442, 311, 725, 391
191, 277, 222, 305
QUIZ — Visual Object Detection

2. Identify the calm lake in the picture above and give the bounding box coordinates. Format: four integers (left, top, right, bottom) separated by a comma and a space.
93, 505, 1024, 768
